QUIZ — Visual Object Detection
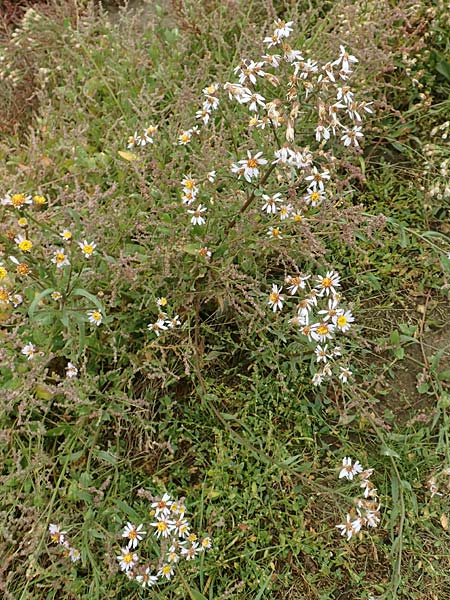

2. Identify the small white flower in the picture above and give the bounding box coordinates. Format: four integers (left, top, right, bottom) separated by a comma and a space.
78, 240, 96, 258
51, 249, 70, 269
22, 342, 36, 360
178, 129, 193, 145
147, 319, 168, 336
88, 310, 103, 326
261, 193, 282, 214
206, 170, 216, 183
122, 523, 146, 549
117, 547, 138, 572
336, 514, 361, 541
187, 204, 207, 226
268, 284, 284, 312
66, 362, 78, 379
341, 126, 364, 147
69, 547, 81, 562
151, 493, 172, 517
158, 563, 174, 579
136, 567, 158, 588
339, 366, 353, 383
339, 457, 363, 480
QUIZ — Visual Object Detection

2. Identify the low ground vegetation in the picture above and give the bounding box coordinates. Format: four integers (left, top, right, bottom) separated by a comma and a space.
1, 1, 450, 598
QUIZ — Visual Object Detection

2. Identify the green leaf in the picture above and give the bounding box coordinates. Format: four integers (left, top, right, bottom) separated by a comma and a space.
114, 499, 140, 522
72, 288, 104, 311
438, 370, 450, 382
436, 60, 450, 82
28, 288, 55, 318
188, 589, 208, 600
381, 445, 400, 459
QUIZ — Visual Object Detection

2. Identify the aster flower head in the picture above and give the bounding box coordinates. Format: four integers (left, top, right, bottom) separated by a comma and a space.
268, 284, 284, 312
339, 457, 363, 480
122, 522, 146, 549
78, 240, 96, 258
117, 547, 139, 572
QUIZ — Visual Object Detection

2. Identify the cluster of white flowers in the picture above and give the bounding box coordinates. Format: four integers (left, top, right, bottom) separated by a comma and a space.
117, 493, 212, 589
48, 524, 81, 563
268, 270, 354, 385
147, 297, 181, 336
336, 458, 381, 541
127, 125, 158, 149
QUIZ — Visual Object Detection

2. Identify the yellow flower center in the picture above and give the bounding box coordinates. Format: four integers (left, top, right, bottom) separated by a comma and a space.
11, 194, 26, 207
247, 158, 258, 168
188, 533, 197, 542
157, 521, 168, 531
269, 292, 280, 303
317, 324, 330, 336
337, 315, 348, 328
55, 253, 66, 263
91, 311, 101, 322
0, 289, 9, 302
185, 179, 195, 189
123, 553, 133, 564
51, 292, 62, 300
311, 192, 320, 202
321, 277, 332, 288
34, 195, 46, 205
162, 565, 172, 574
83, 244, 94, 254
0, 267, 7, 279
17, 263, 30, 275
18, 217, 28, 227
128, 529, 137, 540
181, 134, 190, 143
293, 214, 303, 222
18, 239, 32, 252
271, 228, 280, 237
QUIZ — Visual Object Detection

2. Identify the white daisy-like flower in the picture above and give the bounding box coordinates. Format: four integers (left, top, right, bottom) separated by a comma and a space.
136, 567, 158, 588
334, 309, 354, 332
305, 167, 331, 192
336, 514, 361, 541
332, 45, 358, 72
22, 342, 37, 360
341, 126, 364, 147
87, 309, 103, 326
181, 542, 201, 561
237, 151, 267, 182
267, 226, 282, 239
122, 522, 147, 549
339, 457, 363, 480
314, 344, 332, 363
78, 240, 96, 258
310, 321, 335, 343
187, 204, 207, 226
49, 524, 67, 544
261, 193, 282, 214
268, 284, 284, 312
60, 229, 73, 241
147, 319, 168, 336
66, 362, 78, 379
285, 274, 310, 295
178, 129, 193, 145
339, 366, 353, 383
151, 493, 172, 517
315, 270, 341, 296
117, 547, 138, 572
51, 249, 70, 269
158, 563, 174, 580
69, 547, 81, 562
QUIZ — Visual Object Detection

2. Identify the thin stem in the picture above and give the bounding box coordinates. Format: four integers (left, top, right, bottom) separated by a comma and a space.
225, 161, 277, 235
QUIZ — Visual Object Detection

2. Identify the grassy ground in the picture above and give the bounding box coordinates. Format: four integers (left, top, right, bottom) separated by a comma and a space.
1, 1, 450, 599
